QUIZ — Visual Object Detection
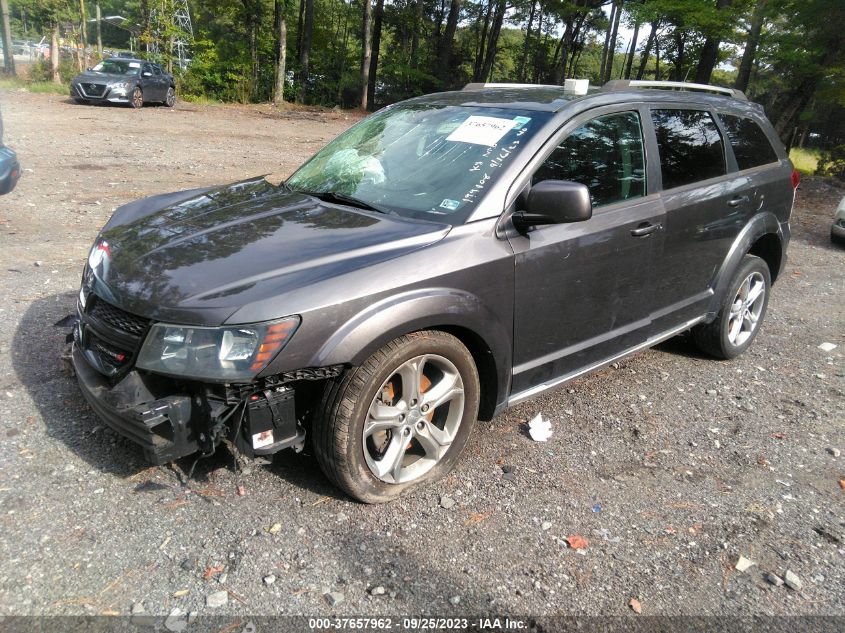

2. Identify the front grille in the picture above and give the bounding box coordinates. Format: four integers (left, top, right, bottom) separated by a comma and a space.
89, 299, 150, 337
82, 83, 106, 96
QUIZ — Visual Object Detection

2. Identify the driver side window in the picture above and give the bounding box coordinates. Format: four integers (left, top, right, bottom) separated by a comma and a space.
533, 111, 646, 208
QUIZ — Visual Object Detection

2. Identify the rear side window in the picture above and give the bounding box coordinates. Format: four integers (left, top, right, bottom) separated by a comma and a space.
651, 109, 726, 190
533, 111, 646, 207
719, 114, 779, 170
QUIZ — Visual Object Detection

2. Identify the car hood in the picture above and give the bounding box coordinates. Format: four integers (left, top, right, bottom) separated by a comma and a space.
89, 178, 451, 325
73, 71, 134, 83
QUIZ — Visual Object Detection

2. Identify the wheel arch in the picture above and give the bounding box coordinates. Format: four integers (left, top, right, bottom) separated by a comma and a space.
707, 212, 784, 317
310, 288, 511, 420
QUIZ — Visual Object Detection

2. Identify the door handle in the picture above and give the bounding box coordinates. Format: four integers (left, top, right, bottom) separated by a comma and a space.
728, 195, 749, 207
631, 222, 662, 237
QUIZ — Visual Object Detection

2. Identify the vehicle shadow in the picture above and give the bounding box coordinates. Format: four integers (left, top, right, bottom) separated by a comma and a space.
11, 290, 346, 498
653, 331, 714, 360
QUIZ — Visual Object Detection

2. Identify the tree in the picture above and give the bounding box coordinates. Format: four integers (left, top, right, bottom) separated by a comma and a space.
693, 0, 734, 84
359, 0, 372, 108
297, 0, 313, 102
734, 0, 767, 93
366, 0, 384, 109
273, 0, 288, 105
1, 0, 15, 76
437, 0, 461, 85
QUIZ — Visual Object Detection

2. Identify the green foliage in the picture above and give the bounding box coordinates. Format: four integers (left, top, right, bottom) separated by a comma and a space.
816, 145, 845, 181
27, 57, 77, 83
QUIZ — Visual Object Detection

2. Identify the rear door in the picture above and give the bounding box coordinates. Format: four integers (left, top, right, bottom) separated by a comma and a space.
140, 63, 160, 100
509, 107, 663, 397
647, 107, 748, 330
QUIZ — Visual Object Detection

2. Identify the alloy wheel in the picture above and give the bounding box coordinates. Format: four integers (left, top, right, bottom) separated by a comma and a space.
132, 88, 143, 109
165, 88, 176, 107
727, 271, 765, 347
363, 354, 465, 484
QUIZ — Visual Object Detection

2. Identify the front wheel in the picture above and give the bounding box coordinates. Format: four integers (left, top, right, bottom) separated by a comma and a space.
313, 331, 480, 503
165, 87, 176, 107
130, 87, 144, 109
693, 255, 771, 359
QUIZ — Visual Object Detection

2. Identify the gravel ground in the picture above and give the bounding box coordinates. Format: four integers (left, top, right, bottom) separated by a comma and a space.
0, 90, 843, 625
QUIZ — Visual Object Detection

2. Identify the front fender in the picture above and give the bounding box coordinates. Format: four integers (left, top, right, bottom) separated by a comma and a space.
311, 288, 511, 408
707, 211, 784, 316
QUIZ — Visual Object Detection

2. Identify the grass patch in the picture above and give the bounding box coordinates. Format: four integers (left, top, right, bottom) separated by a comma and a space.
0, 77, 68, 95
790, 147, 821, 175
179, 93, 222, 105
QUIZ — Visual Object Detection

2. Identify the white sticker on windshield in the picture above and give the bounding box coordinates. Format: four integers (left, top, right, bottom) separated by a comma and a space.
446, 115, 517, 146
439, 199, 461, 211
129, 62, 141, 68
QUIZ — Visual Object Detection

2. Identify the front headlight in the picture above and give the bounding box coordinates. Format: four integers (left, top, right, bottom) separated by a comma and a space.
136, 317, 300, 381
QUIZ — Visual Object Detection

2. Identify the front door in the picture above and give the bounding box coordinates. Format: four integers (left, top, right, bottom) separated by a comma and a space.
509, 109, 663, 397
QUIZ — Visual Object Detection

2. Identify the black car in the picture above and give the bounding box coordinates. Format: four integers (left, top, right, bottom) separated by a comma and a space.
71, 80, 797, 502
0, 106, 20, 195
70, 58, 176, 108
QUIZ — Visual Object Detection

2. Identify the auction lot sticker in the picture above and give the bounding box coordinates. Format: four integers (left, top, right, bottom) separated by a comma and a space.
446, 115, 517, 146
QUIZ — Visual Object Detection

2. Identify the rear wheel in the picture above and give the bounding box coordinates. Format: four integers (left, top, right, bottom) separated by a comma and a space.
165, 87, 176, 107
693, 255, 771, 359
130, 87, 144, 109
313, 331, 480, 503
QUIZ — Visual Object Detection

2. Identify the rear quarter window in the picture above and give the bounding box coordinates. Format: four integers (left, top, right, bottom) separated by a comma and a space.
651, 109, 726, 190
719, 114, 779, 170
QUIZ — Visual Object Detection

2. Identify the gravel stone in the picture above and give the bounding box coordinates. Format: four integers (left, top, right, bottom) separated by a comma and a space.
784, 570, 803, 591
206, 590, 229, 608
263, 574, 276, 585
449, 596, 461, 605
439, 495, 456, 509
764, 573, 784, 587
827, 447, 841, 458
324, 591, 345, 607
370, 585, 386, 596
735, 556, 755, 572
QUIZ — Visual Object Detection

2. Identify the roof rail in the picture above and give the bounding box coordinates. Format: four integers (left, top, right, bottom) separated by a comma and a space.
462, 83, 555, 91
602, 79, 747, 101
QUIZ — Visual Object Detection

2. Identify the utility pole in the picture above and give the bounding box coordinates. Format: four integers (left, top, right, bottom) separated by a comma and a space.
0, 0, 16, 76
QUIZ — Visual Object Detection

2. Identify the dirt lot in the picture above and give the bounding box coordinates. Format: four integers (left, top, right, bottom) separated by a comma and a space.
0, 90, 843, 626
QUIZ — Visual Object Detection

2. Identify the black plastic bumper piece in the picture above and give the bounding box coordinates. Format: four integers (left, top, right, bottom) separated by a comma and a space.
72, 344, 200, 464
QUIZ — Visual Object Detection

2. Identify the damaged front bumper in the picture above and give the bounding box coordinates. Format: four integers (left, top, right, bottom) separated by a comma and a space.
71, 342, 307, 465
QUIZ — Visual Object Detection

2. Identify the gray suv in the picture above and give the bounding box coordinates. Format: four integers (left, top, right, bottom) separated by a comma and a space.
71, 80, 797, 502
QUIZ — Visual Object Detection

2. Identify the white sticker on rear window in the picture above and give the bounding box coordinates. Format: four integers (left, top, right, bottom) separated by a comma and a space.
447, 115, 517, 146
129, 62, 141, 68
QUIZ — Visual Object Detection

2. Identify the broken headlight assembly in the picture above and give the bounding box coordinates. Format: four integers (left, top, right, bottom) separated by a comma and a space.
136, 316, 300, 381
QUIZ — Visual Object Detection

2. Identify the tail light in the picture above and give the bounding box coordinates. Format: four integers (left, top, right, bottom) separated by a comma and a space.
790, 168, 800, 190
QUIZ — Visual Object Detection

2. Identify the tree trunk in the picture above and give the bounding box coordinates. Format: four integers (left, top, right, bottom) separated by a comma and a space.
518, 0, 536, 82
734, 0, 766, 92
367, 0, 384, 110
360, 0, 372, 109
79, 0, 88, 68
95, 2, 103, 59
623, 20, 639, 79
473, 1, 493, 81
603, 0, 621, 83
694, 0, 732, 84
599, 0, 616, 82
296, 0, 304, 59
672, 29, 684, 81
51, 25, 60, 82
635, 21, 658, 80
481, 0, 506, 81
437, 0, 461, 85
274, 0, 287, 105
0, 0, 15, 76
297, 0, 314, 102
410, 0, 423, 69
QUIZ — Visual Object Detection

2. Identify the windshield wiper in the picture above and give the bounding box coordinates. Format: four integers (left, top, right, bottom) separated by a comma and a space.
298, 189, 393, 215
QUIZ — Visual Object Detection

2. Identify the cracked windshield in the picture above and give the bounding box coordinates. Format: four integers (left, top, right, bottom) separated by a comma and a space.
286, 104, 551, 223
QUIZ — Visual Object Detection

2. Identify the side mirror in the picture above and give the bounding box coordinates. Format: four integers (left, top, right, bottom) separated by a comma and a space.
512, 180, 592, 232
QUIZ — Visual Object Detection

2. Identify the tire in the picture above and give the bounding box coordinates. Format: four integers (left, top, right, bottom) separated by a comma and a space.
693, 255, 771, 359
165, 87, 176, 107
313, 330, 480, 503
130, 86, 144, 109
831, 229, 845, 246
